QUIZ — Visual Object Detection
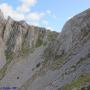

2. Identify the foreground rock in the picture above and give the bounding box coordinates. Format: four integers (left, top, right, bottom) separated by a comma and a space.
0, 9, 90, 90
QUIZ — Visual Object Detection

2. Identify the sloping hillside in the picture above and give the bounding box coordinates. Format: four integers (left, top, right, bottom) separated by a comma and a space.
0, 9, 90, 90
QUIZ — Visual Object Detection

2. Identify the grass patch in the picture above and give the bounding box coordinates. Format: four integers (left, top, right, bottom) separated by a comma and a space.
20, 47, 30, 57
0, 64, 7, 80
42, 55, 65, 71
19, 41, 33, 57
5, 50, 13, 64
0, 50, 14, 80
50, 58, 64, 70
47, 31, 58, 41
58, 74, 90, 90
35, 38, 43, 48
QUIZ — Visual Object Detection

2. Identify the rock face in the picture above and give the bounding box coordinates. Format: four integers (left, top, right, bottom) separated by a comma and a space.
0, 9, 90, 90
0, 10, 6, 69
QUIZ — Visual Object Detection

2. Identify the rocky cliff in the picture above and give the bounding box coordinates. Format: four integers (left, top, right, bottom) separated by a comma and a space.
0, 9, 90, 90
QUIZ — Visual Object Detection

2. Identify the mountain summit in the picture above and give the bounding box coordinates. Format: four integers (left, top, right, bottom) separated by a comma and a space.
0, 9, 90, 90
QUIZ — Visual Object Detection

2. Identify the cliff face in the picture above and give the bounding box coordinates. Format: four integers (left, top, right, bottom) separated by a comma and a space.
0, 9, 90, 90
0, 10, 58, 81
3, 17, 58, 59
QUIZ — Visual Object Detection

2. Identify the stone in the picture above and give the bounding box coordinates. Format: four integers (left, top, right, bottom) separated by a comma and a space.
0, 9, 90, 90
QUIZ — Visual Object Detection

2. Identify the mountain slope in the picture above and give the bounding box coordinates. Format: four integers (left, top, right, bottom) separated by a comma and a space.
0, 9, 90, 90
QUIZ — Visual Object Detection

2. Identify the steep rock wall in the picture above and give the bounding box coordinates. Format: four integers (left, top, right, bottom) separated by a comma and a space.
0, 9, 90, 90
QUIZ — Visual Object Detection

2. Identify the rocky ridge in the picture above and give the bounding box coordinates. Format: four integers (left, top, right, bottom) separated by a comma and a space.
0, 9, 90, 90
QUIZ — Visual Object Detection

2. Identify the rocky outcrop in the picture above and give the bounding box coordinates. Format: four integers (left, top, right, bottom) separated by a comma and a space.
0, 10, 58, 81
0, 10, 6, 69
42, 9, 90, 90
3, 17, 58, 58
0, 9, 90, 90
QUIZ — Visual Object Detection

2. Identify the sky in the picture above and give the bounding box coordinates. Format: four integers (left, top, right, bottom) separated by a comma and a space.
0, 0, 90, 32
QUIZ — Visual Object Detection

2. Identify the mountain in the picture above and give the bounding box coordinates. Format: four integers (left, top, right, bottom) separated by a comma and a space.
0, 9, 90, 90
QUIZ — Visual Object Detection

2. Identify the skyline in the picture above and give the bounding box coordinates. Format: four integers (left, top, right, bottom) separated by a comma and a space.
0, 0, 90, 32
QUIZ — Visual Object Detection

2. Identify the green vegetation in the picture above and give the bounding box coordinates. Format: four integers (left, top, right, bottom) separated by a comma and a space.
50, 57, 64, 70
35, 30, 58, 47
42, 54, 65, 71
47, 31, 58, 41
58, 74, 90, 90
0, 64, 7, 80
5, 50, 13, 64
19, 41, 34, 57
43, 49, 90, 71
35, 38, 43, 48
20, 46, 30, 57
0, 50, 14, 80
